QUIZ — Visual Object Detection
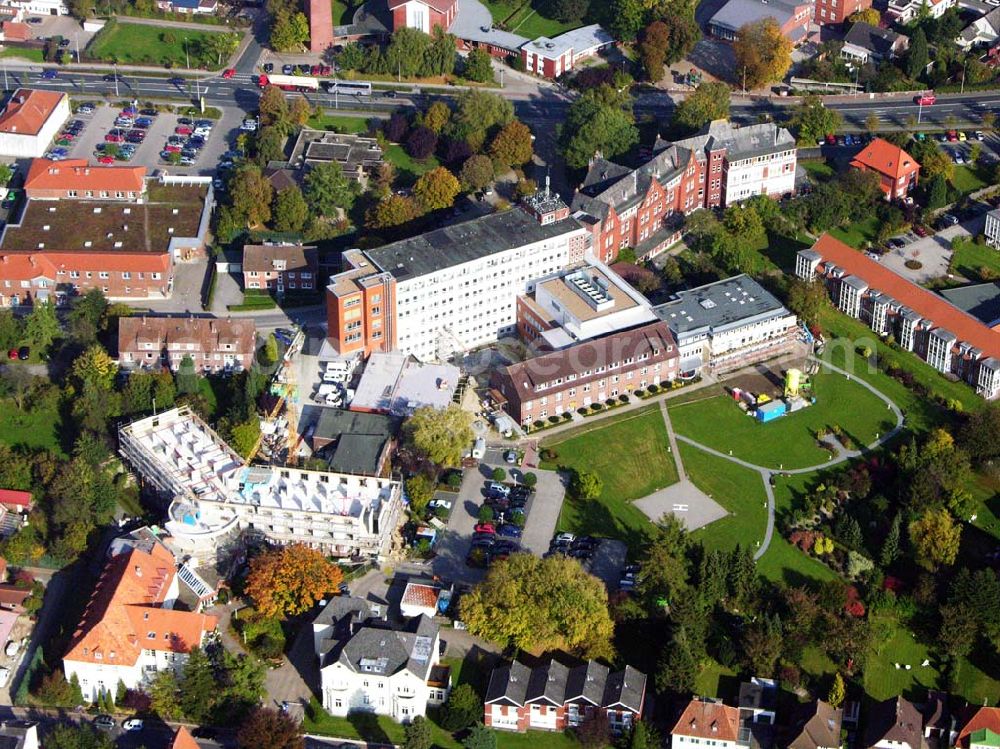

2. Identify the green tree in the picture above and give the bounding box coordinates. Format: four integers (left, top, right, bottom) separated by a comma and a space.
927, 174, 948, 210
462, 723, 497, 749
404, 405, 474, 466
271, 186, 309, 233
270, 10, 309, 52
304, 161, 358, 216
385, 27, 433, 78
608, 0, 645, 40
148, 669, 182, 719
366, 194, 420, 230
460, 553, 615, 659
44, 725, 114, 749
0, 308, 22, 350
25, 300, 59, 351
246, 543, 344, 619
464, 48, 494, 82
405, 474, 435, 516
422, 101, 452, 133
906, 27, 928, 80
449, 89, 514, 151
639, 20, 669, 82
180, 647, 217, 722
489, 120, 534, 168
785, 278, 829, 328
441, 683, 482, 731
827, 672, 846, 708
71, 344, 117, 392
639, 514, 690, 610
68, 0, 95, 20
259, 334, 279, 367
426, 27, 457, 76
413, 167, 461, 212
230, 418, 261, 459
570, 469, 603, 500
460, 154, 495, 192
880, 513, 902, 567
403, 716, 432, 749
909, 508, 962, 570
176, 355, 199, 395
789, 94, 842, 143
733, 18, 793, 89
673, 82, 730, 134
258, 85, 290, 131
254, 126, 286, 166
622, 721, 660, 749
561, 85, 638, 169
230, 164, 274, 228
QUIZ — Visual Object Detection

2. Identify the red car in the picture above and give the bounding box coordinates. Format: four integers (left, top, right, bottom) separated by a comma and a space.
914, 225, 929, 237
310, 64, 320, 75
222, 68, 236, 79
58, 132, 75, 141
105, 132, 123, 143
319, 64, 331, 75
915, 93, 936, 106
825, 133, 836, 145
175, 126, 193, 135
164, 144, 182, 153
98, 155, 115, 164
6, 349, 17, 360
947, 130, 958, 142
474, 523, 496, 535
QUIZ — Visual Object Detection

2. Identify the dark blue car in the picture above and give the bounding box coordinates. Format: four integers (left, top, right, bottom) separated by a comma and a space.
498, 524, 522, 538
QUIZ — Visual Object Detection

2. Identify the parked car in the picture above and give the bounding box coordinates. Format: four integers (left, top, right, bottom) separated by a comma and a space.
177, 117, 192, 125
498, 524, 522, 538
94, 715, 115, 731
175, 126, 193, 135
5, 640, 20, 658
503, 449, 517, 464
428, 498, 452, 511
485, 481, 510, 496
99, 155, 115, 164
977, 130, 986, 141
282, 64, 294, 74
914, 225, 929, 237
104, 132, 124, 143
959, 131, 968, 142
939, 213, 960, 227
298, 63, 310, 73
122, 718, 143, 732
263, 63, 274, 73
135, 117, 153, 129
947, 130, 959, 142
553, 532, 575, 545
474, 523, 495, 534
139, 108, 158, 117
5, 350, 16, 360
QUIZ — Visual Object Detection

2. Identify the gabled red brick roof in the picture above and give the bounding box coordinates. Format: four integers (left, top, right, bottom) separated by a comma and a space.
2, 23, 30, 42
0, 251, 170, 280
958, 707, 1000, 748
672, 700, 740, 742
812, 233, 1000, 360
25, 158, 146, 195
0, 585, 31, 608
64, 543, 217, 668
171, 726, 200, 749
850, 137, 919, 181
0, 89, 65, 136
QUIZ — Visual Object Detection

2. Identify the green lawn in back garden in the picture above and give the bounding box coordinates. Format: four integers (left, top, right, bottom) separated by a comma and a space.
828, 216, 881, 250
948, 236, 1000, 282
952, 164, 988, 195
540, 405, 678, 550
383, 145, 440, 185
668, 370, 897, 470
800, 159, 836, 182
507, 4, 583, 38
306, 114, 373, 134
0, 394, 64, 456
331, 0, 359, 25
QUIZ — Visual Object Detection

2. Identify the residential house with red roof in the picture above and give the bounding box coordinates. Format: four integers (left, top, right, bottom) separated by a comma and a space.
389, 0, 456, 34
242, 242, 318, 295
24, 158, 147, 201
672, 698, 741, 749
957, 706, 1000, 749
171, 726, 200, 749
485, 659, 646, 734
117, 316, 257, 374
0, 584, 32, 614
0, 89, 69, 158
62, 541, 217, 703
798, 234, 1000, 398
850, 137, 920, 201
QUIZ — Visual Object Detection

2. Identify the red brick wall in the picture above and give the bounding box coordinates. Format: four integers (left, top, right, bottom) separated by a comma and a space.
326, 277, 396, 356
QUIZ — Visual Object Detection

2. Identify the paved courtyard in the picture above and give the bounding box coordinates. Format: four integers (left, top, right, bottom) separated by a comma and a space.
634, 479, 729, 530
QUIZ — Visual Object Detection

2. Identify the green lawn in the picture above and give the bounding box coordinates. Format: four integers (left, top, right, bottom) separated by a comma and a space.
0, 396, 64, 456
863, 613, 941, 701
829, 216, 881, 249
507, 5, 582, 38
0, 48, 44, 63
541, 406, 679, 550
87, 22, 231, 69
668, 371, 897, 470
800, 159, 836, 182
694, 658, 738, 699
761, 230, 813, 274
681, 443, 768, 556
480, 0, 521, 23
303, 699, 581, 749
952, 164, 988, 195
949, 237, 1000, 282
384, 144, 440, 185
306, 114, 373, 134
331, 0, 358, 25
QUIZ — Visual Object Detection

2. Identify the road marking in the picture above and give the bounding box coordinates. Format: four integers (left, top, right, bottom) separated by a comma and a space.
672, 504, 689, 512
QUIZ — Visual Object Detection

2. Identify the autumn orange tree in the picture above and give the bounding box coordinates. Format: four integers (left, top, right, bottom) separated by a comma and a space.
245, 544, 343, 619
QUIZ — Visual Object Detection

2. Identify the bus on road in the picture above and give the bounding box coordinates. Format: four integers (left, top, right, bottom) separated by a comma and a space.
323, 80, 373, 96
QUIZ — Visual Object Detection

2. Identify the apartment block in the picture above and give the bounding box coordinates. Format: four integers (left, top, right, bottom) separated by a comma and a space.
326, 195, 588, 362
118, 407, 404, 559
0, 183, 211, 306
484, 659, 646, 734
571, 120, 796, 264
653, 275, 799, 377
62, 540, 217, 703
24, 158, 146, 201
491, 320, 679, 425
242, 242, 319, 294
117, 316, 257, 374
815, 0, 871, 24
797, 234, 1000, 399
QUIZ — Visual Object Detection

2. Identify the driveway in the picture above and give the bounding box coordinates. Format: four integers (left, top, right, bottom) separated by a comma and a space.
880, 215, 984, 283
141, 257, 209, 313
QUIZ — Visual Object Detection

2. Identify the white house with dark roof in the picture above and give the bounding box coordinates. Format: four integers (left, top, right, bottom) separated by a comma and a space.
484, 658, 646, 734
314, 596, 449, 722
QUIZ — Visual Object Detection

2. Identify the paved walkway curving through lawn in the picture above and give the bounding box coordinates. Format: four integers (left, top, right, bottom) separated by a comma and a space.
665, 358, 904, 560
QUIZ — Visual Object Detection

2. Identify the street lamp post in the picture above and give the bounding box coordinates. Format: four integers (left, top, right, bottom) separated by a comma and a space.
113, 62, 119, 97
184, 37, 190, 70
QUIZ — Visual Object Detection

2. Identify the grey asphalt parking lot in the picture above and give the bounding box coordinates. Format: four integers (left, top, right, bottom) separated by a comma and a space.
583, 539, 628, 590
61, 101, 242, 176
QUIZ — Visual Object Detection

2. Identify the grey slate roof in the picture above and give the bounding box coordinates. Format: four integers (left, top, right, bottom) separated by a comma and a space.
364, 208, 582, 282
485, 659, 645, 713
312, 408, 401, 476
709, 0, 807, 34
864, 696, 923, 749
327, 614, 439, 682
844, 22, 904, 57
782, 700, 843, 749
653, 274, 791, 337
939, 281, 1000, 327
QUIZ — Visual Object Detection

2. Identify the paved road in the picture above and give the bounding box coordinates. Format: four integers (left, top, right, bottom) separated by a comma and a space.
671, 359, 904, 560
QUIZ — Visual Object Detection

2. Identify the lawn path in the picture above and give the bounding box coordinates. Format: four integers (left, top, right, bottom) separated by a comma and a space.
675, 358, 903, 560
659, 400, 687, 481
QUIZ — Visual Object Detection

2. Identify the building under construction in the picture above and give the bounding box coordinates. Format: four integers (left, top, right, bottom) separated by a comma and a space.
118, 406, 403, 561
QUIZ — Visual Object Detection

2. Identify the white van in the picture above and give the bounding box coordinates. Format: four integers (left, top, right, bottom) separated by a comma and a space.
471, 438, 486, 460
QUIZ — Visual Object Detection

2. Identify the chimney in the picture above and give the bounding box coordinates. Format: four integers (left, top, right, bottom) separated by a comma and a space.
27, 255, 36, 268
134, 565, 142, 577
